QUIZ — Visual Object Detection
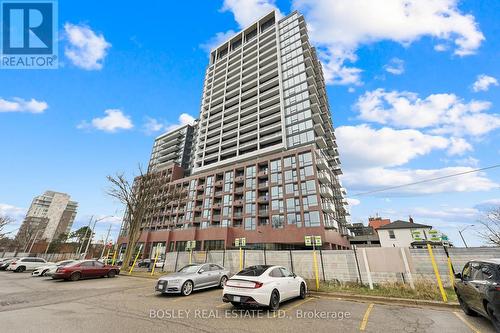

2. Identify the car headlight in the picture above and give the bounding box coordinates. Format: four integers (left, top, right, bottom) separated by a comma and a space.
169, 279, 181, 284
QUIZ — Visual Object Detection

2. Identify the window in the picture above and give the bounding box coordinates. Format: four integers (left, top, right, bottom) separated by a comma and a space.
301, 180, 316, 195
303, 195, 318, 210
272, 215, 284, 229
272, 200, 284, 213
80, 261, 94, 267
271, 186, 283, 199
287, 213, 301, 227
270, 159, 281, 173
199, 264, 210, 273
280, 267, 294, 277
245, 203, 255, 215
298, 152, 313, 166
304, 211, 320, 227
470, 263, 483, 281
270, 268, 284, 277
388, 230, 396, 239
210, 264, 222, 271
245, 191, 255, 202
462, 263, 471, 280
283, 155, 296, 168
94, 261, 104, 267
285, 183, 299, 195
481, 264, 497, 282
245, 217, 256, 230
300, 166, 314, 178
271, 172, 282, 183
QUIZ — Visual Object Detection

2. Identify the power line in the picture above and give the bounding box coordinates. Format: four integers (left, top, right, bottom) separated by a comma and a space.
352, 163, 500, 197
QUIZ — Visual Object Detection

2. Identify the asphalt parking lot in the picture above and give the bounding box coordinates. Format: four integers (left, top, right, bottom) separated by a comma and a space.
0, 270, 495, 333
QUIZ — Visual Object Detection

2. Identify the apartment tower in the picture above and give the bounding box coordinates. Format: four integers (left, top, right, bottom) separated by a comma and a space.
119, 11, 350, 254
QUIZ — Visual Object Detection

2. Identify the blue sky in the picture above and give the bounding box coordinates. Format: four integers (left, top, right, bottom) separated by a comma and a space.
0, 0, 499, 247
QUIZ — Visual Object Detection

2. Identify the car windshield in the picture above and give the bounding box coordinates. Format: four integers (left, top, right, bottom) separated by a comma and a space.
178, 264, 200, 273
236, 265, 272, 276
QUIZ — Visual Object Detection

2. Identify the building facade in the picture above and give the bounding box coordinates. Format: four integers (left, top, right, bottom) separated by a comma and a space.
16, 191, 78, 244
377, 220, 432, 248
119, 11, 350, 255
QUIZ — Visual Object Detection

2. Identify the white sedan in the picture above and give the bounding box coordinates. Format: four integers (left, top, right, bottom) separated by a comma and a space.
222, 265, 307, 310
32, 260, 76, 277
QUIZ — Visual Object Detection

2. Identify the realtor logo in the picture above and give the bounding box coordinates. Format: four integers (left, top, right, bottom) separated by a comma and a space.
1, 0, 58, 69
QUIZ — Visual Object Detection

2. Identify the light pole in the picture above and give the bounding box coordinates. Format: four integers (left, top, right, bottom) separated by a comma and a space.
458, 224, 474, 248
83, 215, 113, 259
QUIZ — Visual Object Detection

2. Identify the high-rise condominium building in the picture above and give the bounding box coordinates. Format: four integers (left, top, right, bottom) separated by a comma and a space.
16, 191, 78, 243
119, 11, 350, 255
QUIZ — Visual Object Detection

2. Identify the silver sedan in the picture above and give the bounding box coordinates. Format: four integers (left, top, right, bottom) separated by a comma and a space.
155, 263, 230, 296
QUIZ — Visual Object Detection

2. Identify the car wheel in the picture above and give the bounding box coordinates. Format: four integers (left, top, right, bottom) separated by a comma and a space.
41, 269, 48, 277
70, 272, 81, 281
181, 280, 193, 296
107, 270, 116, 278
219, 276, 228, 288
15, 266, 26, 273
299, 283, 306, 299
269, 290, 280, 311
458, 294, 476, 316
487, 303, 500, 331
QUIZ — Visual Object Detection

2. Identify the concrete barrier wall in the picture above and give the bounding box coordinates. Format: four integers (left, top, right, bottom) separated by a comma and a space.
3, 247, 500, 287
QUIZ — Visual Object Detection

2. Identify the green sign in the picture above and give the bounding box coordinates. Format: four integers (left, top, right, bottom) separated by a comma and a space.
235, 238, 246, 247
314, 236, 322, 246
235, 239, 240, 247
186, 240, 196, 250
305, 236, 312, 246
411, 230, 424, 241
241, 238, 246, 247
429, 230, 442, 242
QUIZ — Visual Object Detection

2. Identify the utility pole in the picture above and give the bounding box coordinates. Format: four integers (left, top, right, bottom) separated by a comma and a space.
83, 215, 112, 259
100, 224, 112, 259
76, 216, 94, 257
458, 224, 474, 248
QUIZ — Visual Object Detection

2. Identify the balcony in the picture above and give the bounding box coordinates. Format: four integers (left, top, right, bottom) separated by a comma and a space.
257, 195, 269, 203
320, 186, 334, 198
257, 170, 269, 178
233, 199, 244, 206
258, 210, 269, 217
322, 202, 335, 213
317, 170, 331, 184
316, 157, 328, 170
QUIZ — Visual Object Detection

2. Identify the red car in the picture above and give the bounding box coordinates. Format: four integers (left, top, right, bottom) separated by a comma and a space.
52, 260, 120, 281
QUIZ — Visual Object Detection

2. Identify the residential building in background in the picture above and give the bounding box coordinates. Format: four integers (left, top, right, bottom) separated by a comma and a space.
119, 11, 350, 255
377, 220, 432, 248
368, 216, 391, 230
148, 123, 197, 172
347, 222, 381, 247
16, 191, 78, 244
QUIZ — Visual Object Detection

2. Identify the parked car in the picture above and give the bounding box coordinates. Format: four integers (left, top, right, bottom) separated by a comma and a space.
222, 265, 307, 310
32, 260, 76, 277
155, 263, 230, 296
454, 259, 500, 331
137, 259, 151, 268
0, 258, 17, 270
52, 260, 120, 281
6, 257, 49, 272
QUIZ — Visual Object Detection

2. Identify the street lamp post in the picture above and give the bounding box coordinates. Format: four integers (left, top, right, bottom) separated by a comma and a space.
458, 225, 474, 248
83, 215, 113, 259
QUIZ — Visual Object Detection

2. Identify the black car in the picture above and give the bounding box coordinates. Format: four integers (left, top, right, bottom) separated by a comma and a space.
454, 259, 500, 331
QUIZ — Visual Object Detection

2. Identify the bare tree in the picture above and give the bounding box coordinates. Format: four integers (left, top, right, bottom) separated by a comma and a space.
0, 215, 14, 240
106, 167, 161, 270
477, 207, 500, 246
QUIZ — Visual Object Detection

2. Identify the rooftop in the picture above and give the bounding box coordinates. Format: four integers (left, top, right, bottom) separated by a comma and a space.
377, 220, 431, 230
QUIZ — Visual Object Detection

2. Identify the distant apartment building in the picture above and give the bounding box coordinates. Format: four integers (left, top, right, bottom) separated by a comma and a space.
148, 124, 197, 172
119, 11, 349, 254
16, 191, 78, 243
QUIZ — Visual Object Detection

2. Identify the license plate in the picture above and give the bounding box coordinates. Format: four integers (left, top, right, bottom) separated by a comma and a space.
233, 296, 240, 302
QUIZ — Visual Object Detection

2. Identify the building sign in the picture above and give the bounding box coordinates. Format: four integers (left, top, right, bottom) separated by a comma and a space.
185, 240, 196, 250
411, 230, 424, 241
305, 236, 312, 246
314, 236, 322, 246
235, 238, 246, 247
428, 230, 442, 242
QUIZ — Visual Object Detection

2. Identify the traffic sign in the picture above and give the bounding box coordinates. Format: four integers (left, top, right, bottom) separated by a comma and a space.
314, 236, 322, 246
411, 230, 424, 241
241, 238, 246, 247
305, 236, 312, 246
235, 239, 240, 247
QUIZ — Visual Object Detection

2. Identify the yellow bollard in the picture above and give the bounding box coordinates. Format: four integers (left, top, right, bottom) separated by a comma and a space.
427, 244, 448, 302
239, 246, 243, 271
151, 246, 160, 276
447, 257, 455, 287
111, 250, 117, 266
313, 250, 320, 291
128, 245, 143, 275
105, 248, 111, 264
189, 248, 193, 264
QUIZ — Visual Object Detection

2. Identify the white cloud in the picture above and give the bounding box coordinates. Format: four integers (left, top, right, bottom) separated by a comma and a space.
384, 57, 405, 75
447, 137, 473, 156
0, 97, 48, 114
143, 113, 196, 135
64, 23, 111, 70
293, 0, 484, 85
221, 0, 283, 27
472, 74, 499, 92
78, 109, 133, 133
336, 125, 449, 169
0, 203, 26, 220
343, 166, 498, 194
355, 89, 500, 137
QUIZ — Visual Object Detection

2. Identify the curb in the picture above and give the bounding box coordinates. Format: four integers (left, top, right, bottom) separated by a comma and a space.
309, 291, 460, 310
120, 273, 163, 280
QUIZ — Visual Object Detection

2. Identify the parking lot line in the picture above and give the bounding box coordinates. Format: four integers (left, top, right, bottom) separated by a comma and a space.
359, 303, 374, 331
453, 311, 482, 333
272, 297, 315, 318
